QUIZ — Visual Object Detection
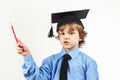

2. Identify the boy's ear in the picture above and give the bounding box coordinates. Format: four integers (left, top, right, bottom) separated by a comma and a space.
55, 36, 60, 40
79, 38, 82, 41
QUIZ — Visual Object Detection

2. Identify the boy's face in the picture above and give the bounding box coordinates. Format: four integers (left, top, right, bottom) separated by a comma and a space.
58, 25, 82, 52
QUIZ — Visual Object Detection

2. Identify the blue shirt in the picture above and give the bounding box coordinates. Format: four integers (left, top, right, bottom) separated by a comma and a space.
22, 48, 99, 80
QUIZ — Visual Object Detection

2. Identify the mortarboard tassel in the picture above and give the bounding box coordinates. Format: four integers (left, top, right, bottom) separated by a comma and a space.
48, 26, 54, 37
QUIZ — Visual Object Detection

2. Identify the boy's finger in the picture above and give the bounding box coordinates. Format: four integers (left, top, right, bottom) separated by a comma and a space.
18, 44, 23, 48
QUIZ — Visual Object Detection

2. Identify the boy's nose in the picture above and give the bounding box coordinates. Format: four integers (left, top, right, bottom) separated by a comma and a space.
64, 34, 70, 39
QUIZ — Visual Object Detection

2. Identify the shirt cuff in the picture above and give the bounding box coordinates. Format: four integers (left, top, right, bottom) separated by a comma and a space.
24, 55, 33, 61
23, 55, 35, 67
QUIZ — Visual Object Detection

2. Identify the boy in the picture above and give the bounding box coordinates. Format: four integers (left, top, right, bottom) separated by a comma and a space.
17, 9, 99, 80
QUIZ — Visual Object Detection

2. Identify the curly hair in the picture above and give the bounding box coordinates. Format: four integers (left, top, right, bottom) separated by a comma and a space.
56, 23, 87, 48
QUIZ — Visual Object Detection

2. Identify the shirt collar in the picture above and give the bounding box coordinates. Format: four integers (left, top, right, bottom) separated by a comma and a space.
58, 47, 80, 59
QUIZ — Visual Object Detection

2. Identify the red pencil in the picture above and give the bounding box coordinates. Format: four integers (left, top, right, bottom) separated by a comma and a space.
11, 25, 18, 43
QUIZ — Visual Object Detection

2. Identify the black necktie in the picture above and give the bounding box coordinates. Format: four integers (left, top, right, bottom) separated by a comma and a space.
59, 54, 71, 80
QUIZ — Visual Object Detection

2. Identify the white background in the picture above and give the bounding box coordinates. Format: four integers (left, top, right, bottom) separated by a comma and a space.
0, 0, 120, 80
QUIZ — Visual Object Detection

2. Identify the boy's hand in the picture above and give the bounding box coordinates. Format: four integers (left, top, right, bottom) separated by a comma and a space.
16, 39, 31, 56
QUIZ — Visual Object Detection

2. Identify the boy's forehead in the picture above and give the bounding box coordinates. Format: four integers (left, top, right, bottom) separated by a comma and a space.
59, 24, 78, 31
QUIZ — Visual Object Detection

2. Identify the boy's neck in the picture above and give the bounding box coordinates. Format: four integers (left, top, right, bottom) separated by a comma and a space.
65, 46, 78, 53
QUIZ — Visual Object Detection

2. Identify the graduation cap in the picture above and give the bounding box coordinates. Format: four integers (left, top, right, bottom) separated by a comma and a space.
48, 9, 89, 37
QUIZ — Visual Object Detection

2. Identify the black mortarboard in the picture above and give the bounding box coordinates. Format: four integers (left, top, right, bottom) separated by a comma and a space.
48, 9, 89, 37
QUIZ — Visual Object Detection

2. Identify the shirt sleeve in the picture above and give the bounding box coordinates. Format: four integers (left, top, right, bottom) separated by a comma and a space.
86, 59, 99, 80
22, 55, 51, 80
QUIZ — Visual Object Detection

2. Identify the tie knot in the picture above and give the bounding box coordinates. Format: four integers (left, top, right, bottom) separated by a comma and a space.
63, 54, 71, 60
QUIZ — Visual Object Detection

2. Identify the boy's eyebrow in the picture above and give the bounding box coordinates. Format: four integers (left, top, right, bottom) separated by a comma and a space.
68, 30, 76, 33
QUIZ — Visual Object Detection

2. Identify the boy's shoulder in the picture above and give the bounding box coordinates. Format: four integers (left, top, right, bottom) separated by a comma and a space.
76, 50, 96, 63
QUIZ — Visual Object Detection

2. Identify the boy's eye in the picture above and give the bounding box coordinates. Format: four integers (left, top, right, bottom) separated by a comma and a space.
69, 32, 74, 35
59, 32, 65, 35
62, 33, 64, 35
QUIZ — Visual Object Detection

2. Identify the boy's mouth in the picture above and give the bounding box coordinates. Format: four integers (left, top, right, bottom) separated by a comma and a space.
64, 41, 70, 44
